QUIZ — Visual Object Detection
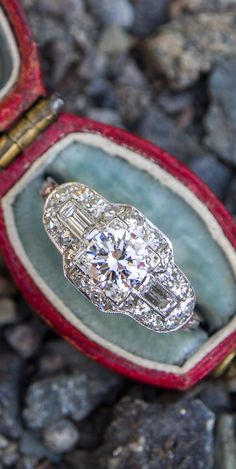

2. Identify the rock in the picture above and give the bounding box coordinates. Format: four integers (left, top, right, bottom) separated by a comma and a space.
76, 406, 111, 450
115, 59, 151, 125
204, 57, 236, 166
132, 0, 170, 37
197, 381, 231, 414
1, 442, 19, 467
0, 275, 16, 297
98, 25, 133, 56
157, 89, 193, 115
0, 433, 9, 449
42, 419, 79, 453
4, 320, 45, 358
214, 414, 236, 469
0, 298, 17, 327
73, 397, 215, 468
190, 154, 233, 199
87, 108, 123, 127
87, 0, 134, 29
144, 13, 236, 89
23, 355, 122, 429
138, 106, 201, 162
20, 431, 59, 463
225, 177, 236, 214
0, 350, 23, 438
170, 0, 236, 17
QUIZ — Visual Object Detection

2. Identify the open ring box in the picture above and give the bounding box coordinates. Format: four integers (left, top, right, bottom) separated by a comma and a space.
0, 0, 236, 390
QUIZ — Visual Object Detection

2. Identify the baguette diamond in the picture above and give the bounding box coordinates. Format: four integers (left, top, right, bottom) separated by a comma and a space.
42, 182, 196, 333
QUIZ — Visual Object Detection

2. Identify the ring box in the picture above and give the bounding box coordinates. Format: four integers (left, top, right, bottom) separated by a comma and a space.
0, 0, 235, 389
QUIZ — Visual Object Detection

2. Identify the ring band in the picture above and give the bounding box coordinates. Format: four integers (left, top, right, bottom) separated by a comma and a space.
42, 180, 197, 333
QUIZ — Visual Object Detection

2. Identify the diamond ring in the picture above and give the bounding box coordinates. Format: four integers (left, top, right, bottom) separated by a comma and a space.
42, 179, 197, 333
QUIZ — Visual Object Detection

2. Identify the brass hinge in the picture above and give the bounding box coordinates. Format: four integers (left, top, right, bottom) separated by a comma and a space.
0, 94, 64, 169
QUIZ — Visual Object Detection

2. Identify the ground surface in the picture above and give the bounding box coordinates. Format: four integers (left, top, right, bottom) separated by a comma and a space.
1, 0, 236, 468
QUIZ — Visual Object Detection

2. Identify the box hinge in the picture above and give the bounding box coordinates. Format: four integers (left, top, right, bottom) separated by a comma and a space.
0, 94, 64, 169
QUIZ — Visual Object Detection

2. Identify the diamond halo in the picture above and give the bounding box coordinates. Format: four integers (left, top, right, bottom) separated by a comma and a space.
42, 181, 196, 333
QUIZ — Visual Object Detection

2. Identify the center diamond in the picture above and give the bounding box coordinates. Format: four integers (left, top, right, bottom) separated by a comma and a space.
77, 223, 150, 301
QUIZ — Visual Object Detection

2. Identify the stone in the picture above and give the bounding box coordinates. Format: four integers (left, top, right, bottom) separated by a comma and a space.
73, 397, 215, 468
4, 320, 45, 358
170, 0, 236, 17
23, 358, 122, 429
98, 26, 133, 56
87, 0, 134, 29
20, 431, 59, 463
115, 59, 151, 125
0, 298, 17, 327
0, 349, 23, 438
198, 381, 231, 414
42, 419, 79, 453
204, 57, 236, 166
190, 154, 233, 200
86, 108, 123, 127
214, 414, 236, 469
225, 177, 236, 215
144, 13, 236, 89
138, 106, 201, 162
0, 275, 16, 297
1, 442, 19, 467
132, 0, 170, 37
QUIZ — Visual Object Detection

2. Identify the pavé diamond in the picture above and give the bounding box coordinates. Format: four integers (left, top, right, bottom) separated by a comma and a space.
42, 182, 196, 332
77, 224, 150, 301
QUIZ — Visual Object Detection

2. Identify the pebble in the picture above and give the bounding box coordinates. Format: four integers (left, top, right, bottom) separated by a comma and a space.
204, 56, 236, 166
68, 397, 215, 468
115, 59, 151, 125
139, 106, 201, 162
0, 350, 23, 438
132, 0, 170, 37
4, 320, 45, 358
190, 154, 233, 200
214, 414, 236, 469
98, 25, 133, 56
0, 275, 16, 297
42, 419, 79, 453
144, 13, 236, 89
86, 108, 123, 127
0, 298, 17, 327
87, 0, 135, 29
225, 177, 236, 215
23, 356, 122, 429
170, 0, 236, 17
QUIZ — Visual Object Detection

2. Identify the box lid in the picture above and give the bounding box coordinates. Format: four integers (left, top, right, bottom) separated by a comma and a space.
0, 0, 46, 131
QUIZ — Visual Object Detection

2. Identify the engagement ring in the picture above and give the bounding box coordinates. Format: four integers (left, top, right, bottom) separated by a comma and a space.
42, 179, 197, 333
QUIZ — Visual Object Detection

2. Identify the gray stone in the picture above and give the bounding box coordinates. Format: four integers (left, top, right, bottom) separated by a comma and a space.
87, 0, 134, 29
198, 381, 231, 414
170, 0, 236, 16
115, 59, 151, 125
4, 320, 45, 358
20, 431, 59, 463
23, 357, 122, 429
157, 89, 193, 115
0, 350, 23, 438
71, 397, 215, 468
0, 298, 17, 327
132, 0, 170, 37
98, 26, 133, 56
138, 106, 201, 162
225, 177, 236, 215
214, 414, 236, 469
1, 442, 19, 467
42, 419, 79, 453
87, 108, 123, 127
204, 57, 236, 166
144, 14, 236, 89
190, 154, 233, 199
0, 275, 16, 297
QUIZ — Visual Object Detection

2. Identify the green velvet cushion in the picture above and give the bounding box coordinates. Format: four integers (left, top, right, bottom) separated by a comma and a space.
13, 140, 236, 366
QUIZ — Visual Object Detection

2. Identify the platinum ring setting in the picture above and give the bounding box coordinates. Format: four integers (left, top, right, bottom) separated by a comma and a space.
42, 180, 197, 333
